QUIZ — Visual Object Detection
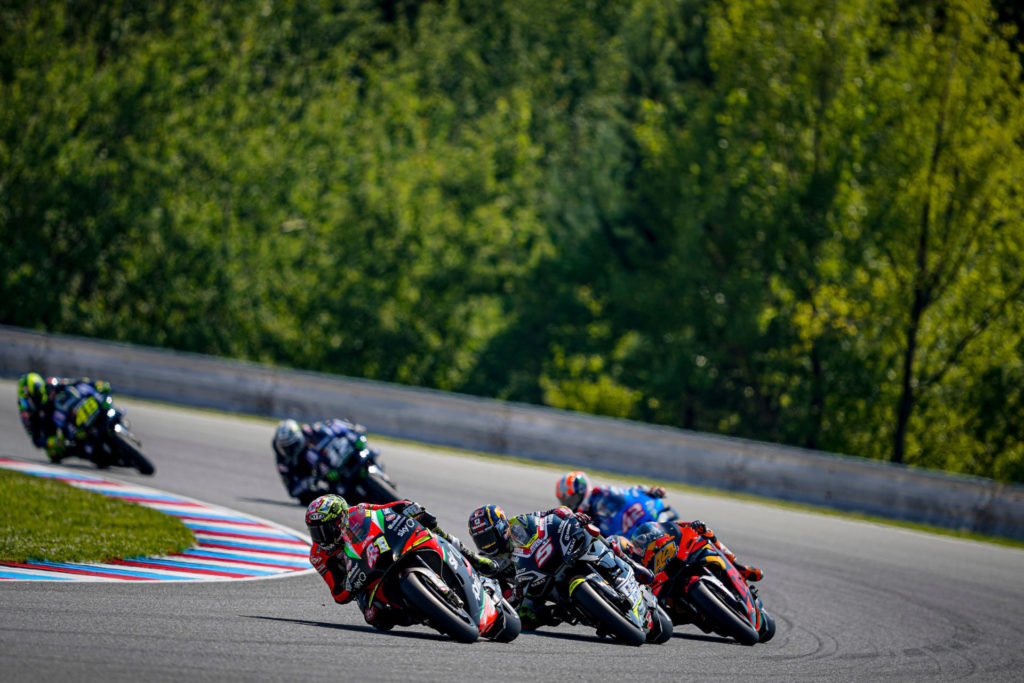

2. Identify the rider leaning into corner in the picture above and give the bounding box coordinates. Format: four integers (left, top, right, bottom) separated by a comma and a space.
273, 418, 371, 504
304, 494, 499, 631
16, 371, 113, 463
556, 470, 763, 582
465, 504, 655, 630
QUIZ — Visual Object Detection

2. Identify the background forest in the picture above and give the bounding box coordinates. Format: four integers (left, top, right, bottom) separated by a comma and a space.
3, 0, 1024, 482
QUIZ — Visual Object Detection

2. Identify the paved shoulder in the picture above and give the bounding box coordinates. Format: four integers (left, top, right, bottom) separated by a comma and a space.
0, 457, 314, 582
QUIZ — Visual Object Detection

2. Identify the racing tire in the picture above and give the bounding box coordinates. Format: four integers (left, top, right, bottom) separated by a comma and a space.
400, 571, 479, 643
488, 600, 522, 643
758, 609, 776, 643
572, 582, 646, 647
112, 427, 155, 476
688, 581, 760, 646
647, 604, 674, 644
362, 472, 400, 504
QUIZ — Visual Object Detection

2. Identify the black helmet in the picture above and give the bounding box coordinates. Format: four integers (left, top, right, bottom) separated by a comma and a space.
467, 504, 511, 557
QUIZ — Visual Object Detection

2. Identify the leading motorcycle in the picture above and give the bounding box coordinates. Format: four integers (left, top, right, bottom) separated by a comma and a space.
343, 505, 521, 643
633, 521, 775, 645
55, 387, 155, 475
511, 510, 672, 646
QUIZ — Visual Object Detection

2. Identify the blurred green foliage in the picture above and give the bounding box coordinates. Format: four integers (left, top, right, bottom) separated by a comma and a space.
2, 0, 1023, 481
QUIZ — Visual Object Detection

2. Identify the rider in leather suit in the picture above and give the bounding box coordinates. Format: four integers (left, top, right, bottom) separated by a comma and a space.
274, 418, 371, 505
556, 470, 762, 581
306, 494, 498, 631
17, 372, 112, 463
466, 504, 653, 630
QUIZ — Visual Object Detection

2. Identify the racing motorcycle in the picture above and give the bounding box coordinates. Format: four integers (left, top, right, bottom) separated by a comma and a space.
55, 386, 155, 475
343, 505, 521, 643
594, 488, 681, 538
511, 511, 672, 646
296, 431, 399, 507
633, 522, 775, 645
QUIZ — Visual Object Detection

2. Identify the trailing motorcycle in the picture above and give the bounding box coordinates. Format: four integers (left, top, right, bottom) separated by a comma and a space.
343, 505, 521, 643
57, 387, 155, 475
511, 511, 672, 646
297, 431, 399, 507
633, 522, 775, 645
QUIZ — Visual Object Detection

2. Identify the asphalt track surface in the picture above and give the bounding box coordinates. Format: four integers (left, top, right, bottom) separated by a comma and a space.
2, 382, 1024, 682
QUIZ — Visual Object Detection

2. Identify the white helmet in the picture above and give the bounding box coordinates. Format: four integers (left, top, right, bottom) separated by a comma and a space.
273, 419, 305, 465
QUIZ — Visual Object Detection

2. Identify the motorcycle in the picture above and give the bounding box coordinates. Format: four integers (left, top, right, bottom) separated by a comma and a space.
594, 488, 681, 539
511, 511, 672, 646
342, 505, 521, 643
56, 386, 155, 475
296, 430, 399, 507
634, 522, 775, 645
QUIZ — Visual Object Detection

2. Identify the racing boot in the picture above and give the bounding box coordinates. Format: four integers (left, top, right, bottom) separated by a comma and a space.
45, 436, 66, 463
729, 556, 763, 582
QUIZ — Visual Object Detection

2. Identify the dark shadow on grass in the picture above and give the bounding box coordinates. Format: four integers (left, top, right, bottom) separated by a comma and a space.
244, 615, 450, 642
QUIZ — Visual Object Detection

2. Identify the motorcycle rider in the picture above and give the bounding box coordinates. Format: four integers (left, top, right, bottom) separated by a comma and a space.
556, 470, 762, 582
273, 418, 375, 505
632, 519, 763, 583
17, 371, 113, 463
466, 504, 653, 630
305, 493, 499, 631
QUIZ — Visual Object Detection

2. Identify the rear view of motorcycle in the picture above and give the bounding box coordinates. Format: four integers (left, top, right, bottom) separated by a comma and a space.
633, 522, 775, 645
297, 431, 399, 507
512, 511, 672, 646
343, 506, 520, 643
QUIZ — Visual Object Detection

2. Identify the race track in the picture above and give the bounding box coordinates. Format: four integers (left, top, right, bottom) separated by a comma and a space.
2, 382, 1024, 682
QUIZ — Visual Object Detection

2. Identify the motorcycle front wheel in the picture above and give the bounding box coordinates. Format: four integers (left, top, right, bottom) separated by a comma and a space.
572, 582, 646, 646
111, 426, 155, 476
400, 571, 479, 643
688, 580, 760, 645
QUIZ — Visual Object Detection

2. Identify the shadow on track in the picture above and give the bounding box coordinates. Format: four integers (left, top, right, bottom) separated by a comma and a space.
518, 629, 645, 647
244, 615, 450, 642
238, 497, 302, 508
672, 631, 736, 645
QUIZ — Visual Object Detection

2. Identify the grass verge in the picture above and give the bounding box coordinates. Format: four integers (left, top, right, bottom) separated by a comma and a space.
0, 469, 195, 563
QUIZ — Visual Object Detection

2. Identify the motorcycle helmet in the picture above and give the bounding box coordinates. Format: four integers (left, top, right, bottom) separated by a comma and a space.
468, 504, 511, 556
305, 494, 349, 548
18, 372, 48, 412
273, 419, 305, 466
630, 521, 670, 565
606, 534, 640, 562
555, 470, 589, 509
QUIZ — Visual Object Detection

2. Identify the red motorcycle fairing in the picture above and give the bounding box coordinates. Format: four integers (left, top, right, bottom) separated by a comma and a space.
342, 506, 503, 638
645, 524, 764, 638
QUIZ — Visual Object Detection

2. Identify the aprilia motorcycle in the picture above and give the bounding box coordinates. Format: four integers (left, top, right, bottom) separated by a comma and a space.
297, 431, 398, 507
55, 386, 154, 475
511, 511, 672, 646
343, 506, 521, 643
635, 522, 775, 645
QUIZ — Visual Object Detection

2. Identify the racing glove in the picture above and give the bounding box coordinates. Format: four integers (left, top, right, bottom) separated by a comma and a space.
689, 520, 715, 539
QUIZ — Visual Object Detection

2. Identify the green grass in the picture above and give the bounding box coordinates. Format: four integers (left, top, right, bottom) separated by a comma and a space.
0, 469, 195, 563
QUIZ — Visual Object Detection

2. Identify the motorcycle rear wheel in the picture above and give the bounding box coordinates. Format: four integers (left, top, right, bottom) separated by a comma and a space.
400, 571, 479, 643
572, 582, 646, 646
688, 581, 760, 645
111, 428, 155, 476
